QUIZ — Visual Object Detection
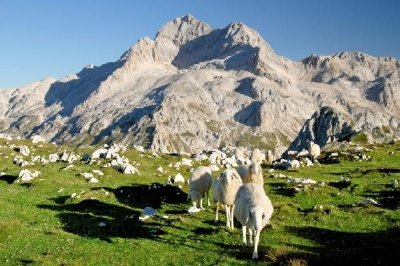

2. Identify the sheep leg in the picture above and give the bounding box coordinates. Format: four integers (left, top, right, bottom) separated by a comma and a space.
199, 198, 205, 210
230, 205, 235, 229
242, 226, 247, 246
215, 203, 219, 222
192, 201, 197, 209
248, 228, 253, 247
225, 205, 230, 228
252, 230, 261, 259
207, 191, 211, 207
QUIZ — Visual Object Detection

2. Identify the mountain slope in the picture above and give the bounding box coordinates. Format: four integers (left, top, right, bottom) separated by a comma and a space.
0, 15, 399, 154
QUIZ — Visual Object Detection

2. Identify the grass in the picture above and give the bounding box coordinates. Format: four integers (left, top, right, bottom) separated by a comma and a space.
0, 139, 399, 265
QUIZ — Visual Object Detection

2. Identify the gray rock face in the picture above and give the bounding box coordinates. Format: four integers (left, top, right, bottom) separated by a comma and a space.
0, 15, 399, 153
288, 107, 356, 152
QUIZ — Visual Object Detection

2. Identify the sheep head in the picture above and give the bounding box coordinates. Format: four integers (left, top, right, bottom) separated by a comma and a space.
220, 168, 242, 185
247, 206, 268, 231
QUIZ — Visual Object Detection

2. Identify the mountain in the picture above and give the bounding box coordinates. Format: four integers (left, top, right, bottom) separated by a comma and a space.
0, 15, 399, 154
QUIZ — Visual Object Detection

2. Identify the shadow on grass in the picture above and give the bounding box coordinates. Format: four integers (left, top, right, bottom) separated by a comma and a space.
268, 182, 296, 197
284, 226, 400, 265
37, 183, 189, 243
38, 199, 159, 242
100, 183, 189, 209
362, 189, 400, 209
0, 175, 18, 184
348, 167, 400, 178
19, 259, 35, 265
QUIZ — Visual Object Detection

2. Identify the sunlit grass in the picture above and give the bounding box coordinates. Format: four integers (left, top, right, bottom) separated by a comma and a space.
0, 139, 399, 265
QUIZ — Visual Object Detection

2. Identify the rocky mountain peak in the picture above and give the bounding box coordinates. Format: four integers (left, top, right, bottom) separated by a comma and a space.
155, 14, 213, 46
223, 21, 270, 50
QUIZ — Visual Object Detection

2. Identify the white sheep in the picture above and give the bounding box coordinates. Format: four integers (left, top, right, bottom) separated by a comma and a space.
251, 148, 265, 164
188, 166, 213, 210
308, 141, 321, 161
266, 150, 274, 164
237, 161, 264, 185
234, 183, 274, 259
212, 168, 243, 229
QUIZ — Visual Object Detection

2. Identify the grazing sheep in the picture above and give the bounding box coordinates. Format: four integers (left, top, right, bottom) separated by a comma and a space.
308, 141, 321, 161
212, 168, 243, 229
234, 183, 274, 259
251, 148, 265, 164
237, 161, 264, 185
266, 150, 274, 164
188, 166, 213, 210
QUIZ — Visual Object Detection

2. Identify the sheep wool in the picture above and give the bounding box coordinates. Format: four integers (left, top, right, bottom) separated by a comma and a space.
237, 161, 264, 185
251, 148, 265, 164
234, 183, 273, 259
188, 166, 213, 210
212, 168, 243, 228
266, 150, 274, 164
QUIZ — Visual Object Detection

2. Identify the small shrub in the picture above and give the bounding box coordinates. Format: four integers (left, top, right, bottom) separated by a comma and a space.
352, 132, 368, 144
287, 258, 308, 266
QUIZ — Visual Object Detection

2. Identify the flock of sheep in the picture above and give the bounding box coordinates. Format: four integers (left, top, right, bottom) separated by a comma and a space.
187, 148, 274, 259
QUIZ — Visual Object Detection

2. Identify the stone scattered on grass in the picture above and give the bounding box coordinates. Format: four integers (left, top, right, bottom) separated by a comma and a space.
48, 153, 59, 163
18, 169, 41, 183
15, 145, 30, 156
62, 165, 75, 171
81, 172, 94, 179
31, 135, 46, 144
181, 158, 192, 167
287, 177, 317, 184
360, 198, 380, 206
157, 166, 164, 173
92, 170, 104, 176
98, 222, 107, 227
188, 206, 202, 213
88, 177, 99, 183
388, 180, 399, 188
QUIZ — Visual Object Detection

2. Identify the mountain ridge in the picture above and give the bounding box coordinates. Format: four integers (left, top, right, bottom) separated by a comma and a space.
0, 15, 399, 154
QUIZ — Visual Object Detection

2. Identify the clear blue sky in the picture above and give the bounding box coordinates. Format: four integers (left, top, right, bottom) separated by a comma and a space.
1, 0, 399, 88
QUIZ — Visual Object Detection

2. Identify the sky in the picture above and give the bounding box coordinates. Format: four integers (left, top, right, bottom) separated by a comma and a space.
0, 0, 399, 88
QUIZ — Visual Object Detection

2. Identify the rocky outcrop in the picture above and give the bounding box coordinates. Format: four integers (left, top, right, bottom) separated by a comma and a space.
287, 107, 357, 152
0, 15, 399, 153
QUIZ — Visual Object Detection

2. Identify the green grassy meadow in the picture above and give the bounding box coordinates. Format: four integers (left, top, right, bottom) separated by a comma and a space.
0, 139, 399, 265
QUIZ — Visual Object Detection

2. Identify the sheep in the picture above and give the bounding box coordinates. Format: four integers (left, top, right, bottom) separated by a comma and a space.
308, 141, 321, 161
234, 183, 274, 259
266, 150, 274, 164
251, 148, 265, 164
212, 168, 243, 229
237, 161, 264, 185
188, 166, 213, 210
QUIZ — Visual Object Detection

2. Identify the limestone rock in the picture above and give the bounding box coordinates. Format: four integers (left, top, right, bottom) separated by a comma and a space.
287, 106, 357, 152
